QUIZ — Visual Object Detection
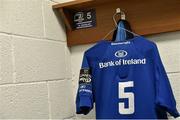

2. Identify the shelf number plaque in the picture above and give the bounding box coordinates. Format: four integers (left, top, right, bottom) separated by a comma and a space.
73, 9, 96, 30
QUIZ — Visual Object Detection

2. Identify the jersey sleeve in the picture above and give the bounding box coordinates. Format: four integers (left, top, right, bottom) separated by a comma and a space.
76, 53, 94, 115
153, 44, 180, 118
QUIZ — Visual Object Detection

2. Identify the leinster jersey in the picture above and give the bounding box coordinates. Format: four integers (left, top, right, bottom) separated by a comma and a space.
76, 36, 179, 119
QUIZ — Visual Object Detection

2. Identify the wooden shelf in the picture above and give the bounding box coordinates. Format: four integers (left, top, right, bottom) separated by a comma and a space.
53, 0, 180, 46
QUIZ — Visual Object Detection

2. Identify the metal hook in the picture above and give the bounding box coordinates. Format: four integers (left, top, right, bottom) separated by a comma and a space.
113, 8, 126, 27
103, 8, 140, 40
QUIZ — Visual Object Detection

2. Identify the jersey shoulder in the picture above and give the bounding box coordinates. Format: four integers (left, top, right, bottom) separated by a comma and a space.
84, 40, 109, 58
133, 36, 158, 57
134, 36, 157, 49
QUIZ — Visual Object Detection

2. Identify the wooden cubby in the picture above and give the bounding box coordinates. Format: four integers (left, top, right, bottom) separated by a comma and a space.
53, 0, 180, 46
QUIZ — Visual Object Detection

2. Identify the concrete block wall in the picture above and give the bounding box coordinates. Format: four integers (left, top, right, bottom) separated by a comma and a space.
71, 31, 180, 119
0, 0, 74, 119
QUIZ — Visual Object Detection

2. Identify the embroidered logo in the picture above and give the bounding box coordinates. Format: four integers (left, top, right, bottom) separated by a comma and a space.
115, 50, 128, 58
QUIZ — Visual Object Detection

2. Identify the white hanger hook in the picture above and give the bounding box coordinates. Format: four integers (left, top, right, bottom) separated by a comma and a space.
113, 8, 126, 26
116, 8, 121, 14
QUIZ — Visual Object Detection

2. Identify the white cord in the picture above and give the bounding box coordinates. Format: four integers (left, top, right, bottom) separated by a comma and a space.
103, 26, 140, 40
103, 28, 116, 40
117, 26, 140, 37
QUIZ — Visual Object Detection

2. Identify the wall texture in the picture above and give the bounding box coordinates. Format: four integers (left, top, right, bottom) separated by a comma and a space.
0, 0, 74, 119
71, 31, 180, 119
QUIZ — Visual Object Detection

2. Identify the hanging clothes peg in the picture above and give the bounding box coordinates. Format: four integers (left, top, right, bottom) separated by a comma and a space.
112, 8, 134, 41
103, 8, 139, 41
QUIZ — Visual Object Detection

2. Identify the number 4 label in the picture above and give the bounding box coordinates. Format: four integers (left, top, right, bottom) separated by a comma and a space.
118, 81, 134, 114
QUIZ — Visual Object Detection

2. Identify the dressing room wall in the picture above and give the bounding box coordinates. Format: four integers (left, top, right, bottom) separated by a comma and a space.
0, 0, 179, 119
0, 0, 74, 119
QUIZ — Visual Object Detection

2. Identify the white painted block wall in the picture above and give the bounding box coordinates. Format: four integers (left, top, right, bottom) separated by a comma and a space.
0, 0, 74, 119
71, 31, 180, 119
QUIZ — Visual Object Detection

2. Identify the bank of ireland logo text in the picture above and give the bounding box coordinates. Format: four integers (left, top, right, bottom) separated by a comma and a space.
115, 50, 128, 58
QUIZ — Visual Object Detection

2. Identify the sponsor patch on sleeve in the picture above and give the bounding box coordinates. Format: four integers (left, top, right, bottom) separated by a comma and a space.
79, 68, 91, 84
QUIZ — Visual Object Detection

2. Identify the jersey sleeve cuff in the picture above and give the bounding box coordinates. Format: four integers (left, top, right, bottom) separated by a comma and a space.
168, 109, 180, 118
79, 95, 92, 108
76, 95, 93, 115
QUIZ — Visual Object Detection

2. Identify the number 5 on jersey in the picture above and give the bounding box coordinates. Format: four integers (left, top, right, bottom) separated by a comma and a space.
118, 81, 134, 114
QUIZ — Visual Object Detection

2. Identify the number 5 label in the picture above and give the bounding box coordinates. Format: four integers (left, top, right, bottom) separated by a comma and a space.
118, 81, 134, 114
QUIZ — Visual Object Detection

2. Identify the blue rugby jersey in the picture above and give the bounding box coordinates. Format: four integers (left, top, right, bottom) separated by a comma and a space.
76, 36, 179, 119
